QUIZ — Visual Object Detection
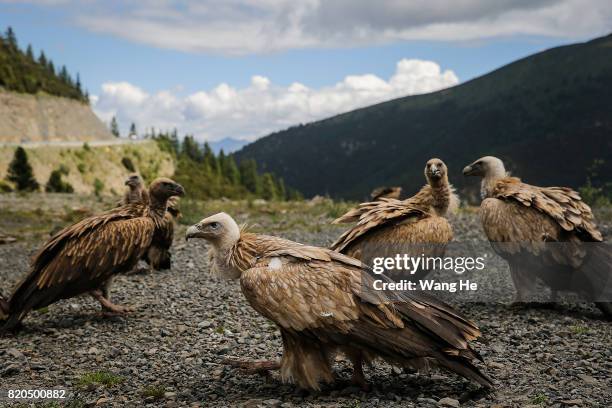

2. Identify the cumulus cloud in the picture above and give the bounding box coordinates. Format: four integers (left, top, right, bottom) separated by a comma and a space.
92, 59, 458, 141
25, 0, 611, 54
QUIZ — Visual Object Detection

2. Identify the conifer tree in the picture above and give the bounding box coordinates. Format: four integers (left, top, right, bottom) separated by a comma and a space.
110, 116, 120, 137
239, 159, 260, 194
261, 173, 277, 200
6, 147, 39, 191
129, 122, 137, 138
26, 44, 34, 60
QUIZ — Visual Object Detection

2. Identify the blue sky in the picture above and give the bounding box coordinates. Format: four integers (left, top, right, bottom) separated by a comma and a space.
1, 0, 610, 141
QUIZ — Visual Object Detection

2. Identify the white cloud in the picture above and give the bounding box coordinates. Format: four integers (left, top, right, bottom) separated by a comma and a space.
92, 58, 458, 141
47, 0, 612, 55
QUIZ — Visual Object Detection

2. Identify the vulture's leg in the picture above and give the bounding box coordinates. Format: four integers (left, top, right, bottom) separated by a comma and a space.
90, 289, 133, 315
509, 264, 534, 306
346, 349, 370, 391
223, 357, 280, 374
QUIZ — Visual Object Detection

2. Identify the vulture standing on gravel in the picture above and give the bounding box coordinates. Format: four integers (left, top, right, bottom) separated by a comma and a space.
120, 175, 181, 271
463, 156, 611, 316
331, 158, 458, 279
0, 178, 185, 333
186, 212, 492, 390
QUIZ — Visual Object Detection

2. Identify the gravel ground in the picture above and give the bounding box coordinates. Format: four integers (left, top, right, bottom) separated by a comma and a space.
0, 207, 611, 408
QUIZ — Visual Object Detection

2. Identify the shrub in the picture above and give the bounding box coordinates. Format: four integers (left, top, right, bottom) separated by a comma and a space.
93, 178, 104, 196
121, 157, 136, 172
45, 167, 74, 193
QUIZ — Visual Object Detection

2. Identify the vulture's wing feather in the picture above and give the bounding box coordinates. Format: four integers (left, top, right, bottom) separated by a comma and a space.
8, 206, 154, 316
330, 198, 431, 252
491, 177, 602, 241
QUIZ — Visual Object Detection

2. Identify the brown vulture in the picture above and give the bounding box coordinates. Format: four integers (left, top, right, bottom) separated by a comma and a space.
120, 175, 181, 271
370, 186, 402, 201
186, 212, 492, 390
331, 159, 457, 280
0, 178, 185, 333
463, 156, 611, 316
120, 174, 150, 206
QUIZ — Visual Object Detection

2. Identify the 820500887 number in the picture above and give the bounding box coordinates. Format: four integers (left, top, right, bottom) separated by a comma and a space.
5, 389, 67, 400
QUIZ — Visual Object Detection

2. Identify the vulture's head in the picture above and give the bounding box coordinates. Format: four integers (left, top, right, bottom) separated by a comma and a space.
463, 156, 506, 179
125, 174, 142, 189
185, 212, 240, 248
148, 178, 185, 200
425, 158, 448, 184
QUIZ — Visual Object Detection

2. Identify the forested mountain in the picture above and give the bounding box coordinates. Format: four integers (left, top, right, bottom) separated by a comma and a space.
0, 26, 88, 102
235, 33, 612, 201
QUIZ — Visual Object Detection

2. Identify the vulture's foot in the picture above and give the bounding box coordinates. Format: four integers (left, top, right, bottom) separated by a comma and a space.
223, 358, 280, 375
91, 290, 134, 315
348, 353, 370, 391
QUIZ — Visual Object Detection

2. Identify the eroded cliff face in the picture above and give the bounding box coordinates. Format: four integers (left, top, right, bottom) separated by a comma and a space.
0, 90, 113, 143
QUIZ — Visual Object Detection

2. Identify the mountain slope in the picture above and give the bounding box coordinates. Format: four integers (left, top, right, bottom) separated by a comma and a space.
235, 34, 612, 200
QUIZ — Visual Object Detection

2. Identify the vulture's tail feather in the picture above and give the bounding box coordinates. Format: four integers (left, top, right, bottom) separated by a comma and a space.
439, 356, 494, 389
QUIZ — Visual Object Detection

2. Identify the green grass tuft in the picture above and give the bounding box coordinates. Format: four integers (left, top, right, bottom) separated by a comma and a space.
141, 385, 166, 400
77, 371, 124, 387
531, 393, 548, 405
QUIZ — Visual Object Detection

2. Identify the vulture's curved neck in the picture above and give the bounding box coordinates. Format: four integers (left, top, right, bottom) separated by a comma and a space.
148, 196, 168, 222
428, 177, 451, 215
481, 170, 506, 199
127, 188, 142, 203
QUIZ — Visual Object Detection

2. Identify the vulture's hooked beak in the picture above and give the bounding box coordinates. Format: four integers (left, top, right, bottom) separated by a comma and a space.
185, 224, 204, 241
463, 163, 477, 176
429, 164, 441, 178
174, 184, 186, 197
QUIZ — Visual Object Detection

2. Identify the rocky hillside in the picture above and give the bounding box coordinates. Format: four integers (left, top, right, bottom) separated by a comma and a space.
0, 140, 174, 195
0, 90, 113, 143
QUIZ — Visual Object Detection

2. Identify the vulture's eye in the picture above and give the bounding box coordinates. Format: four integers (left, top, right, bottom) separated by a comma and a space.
210, 222, 220, 229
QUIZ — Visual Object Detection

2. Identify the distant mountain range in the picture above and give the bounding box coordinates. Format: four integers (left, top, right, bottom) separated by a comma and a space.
210, 137, 249, 154
235, 33, 612, 200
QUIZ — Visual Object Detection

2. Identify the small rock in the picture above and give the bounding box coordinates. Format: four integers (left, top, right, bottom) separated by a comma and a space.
1, 364, 21, 377
438, 397, 460, 407
263, 399, 282, 407
6, 348, 25, 360
198, 320, 212, 328
577, 374, 597, 384
560, 399, 583, 406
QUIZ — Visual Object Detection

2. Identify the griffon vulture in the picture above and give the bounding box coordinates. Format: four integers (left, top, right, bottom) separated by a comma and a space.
0, 178, 185, 333
370, 186, 402, 201
463, 156, 611, 316
331, 159, 458, 279
120, 175, 181, 271
186, 212, 492, 390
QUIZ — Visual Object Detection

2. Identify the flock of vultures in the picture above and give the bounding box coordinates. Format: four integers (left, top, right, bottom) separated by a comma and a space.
1, 155, 610, 394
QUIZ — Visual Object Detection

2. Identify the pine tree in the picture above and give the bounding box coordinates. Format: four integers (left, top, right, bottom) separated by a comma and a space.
26, 44, 34, 60
5, 26, 17, 50
276, 177, 286, 201
45, 167, 74, 193
223, 155, 241, 185
239, 159, 260, 194
76, 73, 82, 93
129, 122, 137, 138
47, 60, 55, 75
110, 116, 120, 137
203, 142, 219, 174
261, 172, 277, 200
38, 51, 47, 67
6, 147, 39, 191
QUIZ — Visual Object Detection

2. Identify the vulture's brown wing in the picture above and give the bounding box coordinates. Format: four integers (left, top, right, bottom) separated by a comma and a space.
7, 205, 154, 317
239, 235, 491, 388
491, 177, 602, 241
330, 198, 431, 253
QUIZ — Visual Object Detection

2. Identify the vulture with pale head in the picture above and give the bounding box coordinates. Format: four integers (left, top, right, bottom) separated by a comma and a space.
120, 175, 181, 271
370, 186, 402, 201
186, 212, 492, 390
331, 159, 458, 279
0, 178, 185, 333
463, 156, 611, 316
